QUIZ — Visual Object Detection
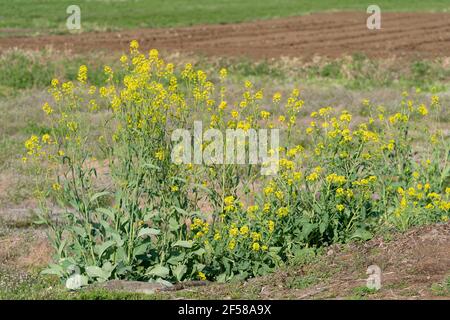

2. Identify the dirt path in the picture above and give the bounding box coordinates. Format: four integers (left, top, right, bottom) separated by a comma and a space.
1, 12, 450, 59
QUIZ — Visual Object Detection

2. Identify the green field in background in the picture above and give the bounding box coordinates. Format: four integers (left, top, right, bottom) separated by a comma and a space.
1, 0, 449, 33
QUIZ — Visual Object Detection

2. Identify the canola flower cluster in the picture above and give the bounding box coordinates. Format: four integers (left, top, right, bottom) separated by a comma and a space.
25, 41, 449, 283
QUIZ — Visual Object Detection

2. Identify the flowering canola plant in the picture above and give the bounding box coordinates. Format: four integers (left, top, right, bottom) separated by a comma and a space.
24, 41, 449, 284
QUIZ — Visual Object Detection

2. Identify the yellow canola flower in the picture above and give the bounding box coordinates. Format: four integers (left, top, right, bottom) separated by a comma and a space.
306, 166, 322, 182
318, 106, 333, 116
77, 65, 88, 84
326, 173, 347, 185
263, 185, 274, 195
277, 207, 288, 218
431, 95, 439, 105
239, 225, 249, 236
24, 135, 40, 155
427, 192, 441, 201
254, 90, 263, 100
229, 227, 239, 237
272, 92, 281, 103
389, 113, 408, 124
224, 196, 234, 207
260, 111, 271, 119
219, 68, 227, 80
42, 102, 53, 115
306, 172, 318, 181
155, 150, 165, 161
251, 232, 261, 242
120, 55, 128, 64
400, 197, 407, 208
340, 112, 352, 122
247, 205, 259, 215
130, 40, 139, 52
266, 220, 275, 233
149, 48, 159, 59
42, 134, 51, 144
198, 272, 206, 280
417, 104, 428, 116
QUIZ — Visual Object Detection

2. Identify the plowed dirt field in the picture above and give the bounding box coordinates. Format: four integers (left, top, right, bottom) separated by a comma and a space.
2, 12, 450, 59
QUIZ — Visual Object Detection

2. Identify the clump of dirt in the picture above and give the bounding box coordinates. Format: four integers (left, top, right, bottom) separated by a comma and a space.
317, 222, 450, 299
16, 236, 52, 268
0, 227, 51, 269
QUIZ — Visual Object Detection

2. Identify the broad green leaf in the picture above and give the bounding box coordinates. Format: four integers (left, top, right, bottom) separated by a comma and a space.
115, 247, 127, 262
172, 264, 187, 281
94, 240, 115, 258
71, 226, 87, 238
193, 248, 206, 256
86, 266, 110, 280
172, 206, 188, 215
102, 261, 115, 273
116, 265, 132, 276
169, 217, 180, 231
166, 253, 186, 265
41, 264, 65, 277
96, 207, 115, 220
133, 243, 151, 256
57, 238, 67, 257
147, 265, 170, 278
143, 163, 161, 171
172, 240, 193, 248
350, 229, 373, 241
301, 223, 316, 238
90, 191, 110, 203
99, 220, 113, 232
216, 273, 227, 283
155, 278, 173, 288
319, 221, 327, 234
269, 247, 282, 254
137, 227, 160, 237
194, 263, 205, 271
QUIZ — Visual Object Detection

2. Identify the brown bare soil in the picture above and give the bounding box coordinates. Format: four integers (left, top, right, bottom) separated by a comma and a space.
1, 12, 450, 59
